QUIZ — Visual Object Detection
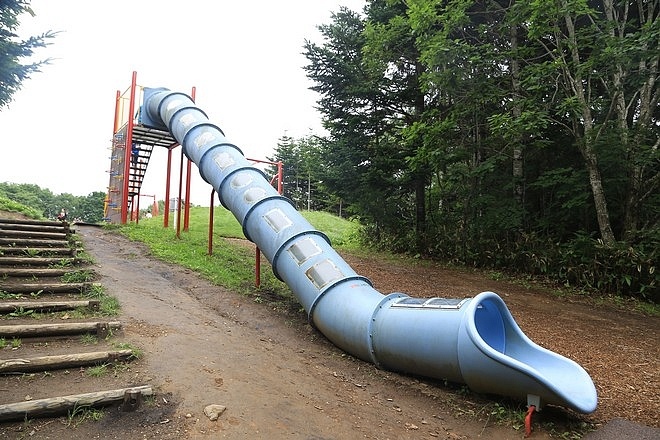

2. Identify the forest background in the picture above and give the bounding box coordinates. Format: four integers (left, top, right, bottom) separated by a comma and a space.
267, 0, 658, 303
2, 0, 658, 303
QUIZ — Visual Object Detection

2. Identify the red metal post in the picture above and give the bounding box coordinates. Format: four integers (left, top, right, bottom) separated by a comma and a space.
184, 86, 196, 232
208, 189, 215, 255
184, 159, 192, 231
164, 148, 173, 228
246, 158, 284, 287
176, 147, 184, 238
134, 194, 140, 224
255, 246, 261, 287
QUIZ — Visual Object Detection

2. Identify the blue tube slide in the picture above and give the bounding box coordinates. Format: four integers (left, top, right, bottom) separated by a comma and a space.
141, 88, 597, 414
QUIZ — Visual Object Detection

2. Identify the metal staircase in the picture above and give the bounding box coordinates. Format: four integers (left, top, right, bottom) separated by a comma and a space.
127, 143, 155, 211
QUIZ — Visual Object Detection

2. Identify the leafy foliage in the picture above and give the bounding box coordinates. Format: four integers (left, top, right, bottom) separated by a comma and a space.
301, 0, 658, 301
0, 182, 106, 222
267, 134, 334, 212
0, 193, 42, 219
0, 0, 57, 109
117, 207, 362, 303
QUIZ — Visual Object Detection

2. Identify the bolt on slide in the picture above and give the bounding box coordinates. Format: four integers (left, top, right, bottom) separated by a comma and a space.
141, 88, 597, 414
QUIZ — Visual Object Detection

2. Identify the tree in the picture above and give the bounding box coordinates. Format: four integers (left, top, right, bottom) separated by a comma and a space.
77, 191, 106, 223
302, 0, 657, 297
599, 0, 659, 237
362, 0, 432, 254
268, 134, 331, 212
0, 182, 105, 222
303, 7, 393, 224
305, 2, 437, 253
0, 0, 57, 109
512, 0, 658, 244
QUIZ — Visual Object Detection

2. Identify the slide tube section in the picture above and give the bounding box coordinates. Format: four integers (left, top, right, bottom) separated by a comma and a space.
141, 88, 597, 414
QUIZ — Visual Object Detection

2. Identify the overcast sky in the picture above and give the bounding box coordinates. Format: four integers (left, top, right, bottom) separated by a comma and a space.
0, 0, 365, 206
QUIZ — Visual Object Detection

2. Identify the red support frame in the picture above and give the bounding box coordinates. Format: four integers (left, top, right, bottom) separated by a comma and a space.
176, 146, 184, 238
183, 87, 196, 232
108, 72, 195, 227
208, 189, 215, 256
163, 148, 173, 228
110, 73, 282, 288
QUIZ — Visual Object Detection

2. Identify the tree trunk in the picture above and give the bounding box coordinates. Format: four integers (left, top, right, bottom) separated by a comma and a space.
510, 24, 524, 206
415, 175, 427, 254
582, 143, 616, 244
563, 7, 616, 244
413, 60, 428, 255
619, 0, 659, 238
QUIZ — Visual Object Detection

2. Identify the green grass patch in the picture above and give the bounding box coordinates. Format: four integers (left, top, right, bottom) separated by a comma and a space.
61, 269, 95, 283
116, 207, 363, 302
113, 342, 143, 360
66, 404, 104, 427
85, 364, 108, 378
0, 196, 43, 219
300, 210, 363, 249
80, 333, 98, 345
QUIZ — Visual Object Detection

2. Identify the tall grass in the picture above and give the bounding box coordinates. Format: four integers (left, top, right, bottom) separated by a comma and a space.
116, 206, 362, 301
0, 195, 43, 219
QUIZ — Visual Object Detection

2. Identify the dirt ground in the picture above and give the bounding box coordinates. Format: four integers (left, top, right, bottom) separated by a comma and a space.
1, 224, 658, 439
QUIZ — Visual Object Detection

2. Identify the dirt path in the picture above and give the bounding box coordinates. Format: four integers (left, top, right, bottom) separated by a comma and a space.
2, 225, 658, 439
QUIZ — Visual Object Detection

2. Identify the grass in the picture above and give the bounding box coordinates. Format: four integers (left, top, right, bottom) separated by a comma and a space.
81, 284, 121, 316
61, 269, 95, 283
9, 307, 34, 318
112, 342, 143, 360
66, 404, 104, 427
80, 333, 98, 345
299, 210, 363, 248
0, 291, 23, 300
0, 196, 43, 220
85, 364, 108, 377
116, 207, 362, 301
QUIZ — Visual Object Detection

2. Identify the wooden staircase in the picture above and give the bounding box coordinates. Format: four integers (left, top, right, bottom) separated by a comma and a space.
0, 217, 151, 421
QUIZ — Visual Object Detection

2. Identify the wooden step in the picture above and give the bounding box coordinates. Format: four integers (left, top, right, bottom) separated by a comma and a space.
0, 218, 68, 227
0, 299, 99, 313
0, 230, 68, 240
0, 223, 70, 234
0, 321, 122, 338
0, 267, 72, 277
0, 385, 152, 421
0, 281, 95, 294
0, 237, 70, 248
0, 246, 76, 257
0, 350, 133, 374
0, 256, 78, 266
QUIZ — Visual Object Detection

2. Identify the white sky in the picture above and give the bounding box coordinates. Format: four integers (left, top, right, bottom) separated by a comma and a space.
0, 0, 364, 206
